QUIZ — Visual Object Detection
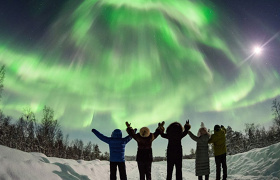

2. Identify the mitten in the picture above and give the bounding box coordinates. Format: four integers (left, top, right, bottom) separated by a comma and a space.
126, 122, 131, 128
184, 119, 191, 130
157, 121, 165, 133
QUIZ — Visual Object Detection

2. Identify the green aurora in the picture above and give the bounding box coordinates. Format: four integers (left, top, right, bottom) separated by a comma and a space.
0, 0, 279, 132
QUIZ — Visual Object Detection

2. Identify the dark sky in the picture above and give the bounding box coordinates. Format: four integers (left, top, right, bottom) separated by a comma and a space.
0, 1, 69, 43
1, 1, 279, 39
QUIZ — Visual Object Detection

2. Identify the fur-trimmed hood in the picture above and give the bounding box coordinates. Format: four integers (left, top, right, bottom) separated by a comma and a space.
140, 127, 150, 137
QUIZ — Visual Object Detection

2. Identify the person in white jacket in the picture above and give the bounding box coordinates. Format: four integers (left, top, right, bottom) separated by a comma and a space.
188, 122, 211, 180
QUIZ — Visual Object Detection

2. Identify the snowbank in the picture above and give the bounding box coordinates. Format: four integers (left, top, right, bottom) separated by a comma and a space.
0, 143, 279, 180
224, 142, 280, 180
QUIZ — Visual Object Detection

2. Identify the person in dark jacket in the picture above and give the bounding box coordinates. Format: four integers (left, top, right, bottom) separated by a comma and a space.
160, 120, 191, 180
92, 128, 135, 180
126, 121, 164, 180
208, 125, 227, 180
188, 122, 210, 180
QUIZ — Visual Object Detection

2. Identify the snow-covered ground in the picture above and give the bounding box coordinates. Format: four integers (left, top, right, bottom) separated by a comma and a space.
0, 143, 279, 180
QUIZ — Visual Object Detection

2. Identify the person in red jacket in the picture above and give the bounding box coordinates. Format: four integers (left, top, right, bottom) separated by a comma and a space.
126, 121, 164, 180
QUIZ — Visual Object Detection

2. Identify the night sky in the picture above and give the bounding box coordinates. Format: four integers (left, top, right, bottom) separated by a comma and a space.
0, 0, 280, 156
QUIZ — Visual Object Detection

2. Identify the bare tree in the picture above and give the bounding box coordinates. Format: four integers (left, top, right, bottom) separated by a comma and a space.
272, 99, 280, 139
71, 139, 84, 160
36, 106, 59, 156
93, 144, 101, 160
83, 142, 92, 161
54, 129, 64, 158
21, 108, 37, 152
0, 65, 5, 100
16, 117, 28, 151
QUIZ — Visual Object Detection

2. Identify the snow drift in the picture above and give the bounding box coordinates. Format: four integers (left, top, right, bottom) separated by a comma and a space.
0, 142, 279, 180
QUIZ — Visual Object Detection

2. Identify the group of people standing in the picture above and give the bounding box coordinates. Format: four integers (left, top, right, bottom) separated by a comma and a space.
92, 120, 227, 180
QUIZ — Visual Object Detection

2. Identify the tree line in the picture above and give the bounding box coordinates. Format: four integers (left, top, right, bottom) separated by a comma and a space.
0, 99, 280, 161
225, 98, 280, 155
2, 101, 279, 161
0, 106, 109, 161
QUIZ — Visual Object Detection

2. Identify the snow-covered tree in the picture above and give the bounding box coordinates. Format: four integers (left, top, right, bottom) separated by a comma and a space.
226, 126, 234, 155
245, 123, 258, 151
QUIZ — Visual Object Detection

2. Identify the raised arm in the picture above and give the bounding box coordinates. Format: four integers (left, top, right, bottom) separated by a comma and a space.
123, 129, 137, 144
126, 122, 140, 141
123, 135, 132, 144
92, 129, 110, 144
188, 131, 199, 142
182, 119, 191, 138
152, 128, 161, 140
161, 133, 168, 139
182, 128, 189, 138
153, 121, 165, 140
208, 134, 216, 144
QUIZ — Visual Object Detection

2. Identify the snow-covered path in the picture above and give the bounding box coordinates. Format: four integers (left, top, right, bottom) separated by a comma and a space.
0, 143, 279, 180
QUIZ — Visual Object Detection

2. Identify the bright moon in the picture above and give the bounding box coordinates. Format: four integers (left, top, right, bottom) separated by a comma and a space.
254, 47, 262, 54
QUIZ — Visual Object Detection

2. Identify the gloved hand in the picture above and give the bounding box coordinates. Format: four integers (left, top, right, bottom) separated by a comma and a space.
157, 121, 165, 133
91, 129, 95, 133
126, 122, 131, 128
126, 122, 134, 135
158, 121, 165, 128
184, 119, 191, 130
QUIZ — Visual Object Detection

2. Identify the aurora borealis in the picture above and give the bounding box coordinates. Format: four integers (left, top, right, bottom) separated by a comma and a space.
0, 0, 280, 155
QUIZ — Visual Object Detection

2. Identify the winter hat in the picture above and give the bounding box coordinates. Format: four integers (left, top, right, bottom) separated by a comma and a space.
140, 127, 150, 137
214, 125, 221, 131
197, 122, 210, 137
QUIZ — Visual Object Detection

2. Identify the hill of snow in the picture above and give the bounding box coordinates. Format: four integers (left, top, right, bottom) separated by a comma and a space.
0, 142, 280, 180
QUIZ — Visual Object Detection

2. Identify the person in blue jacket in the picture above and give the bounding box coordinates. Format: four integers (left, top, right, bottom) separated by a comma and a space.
92, 128, 136, 180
